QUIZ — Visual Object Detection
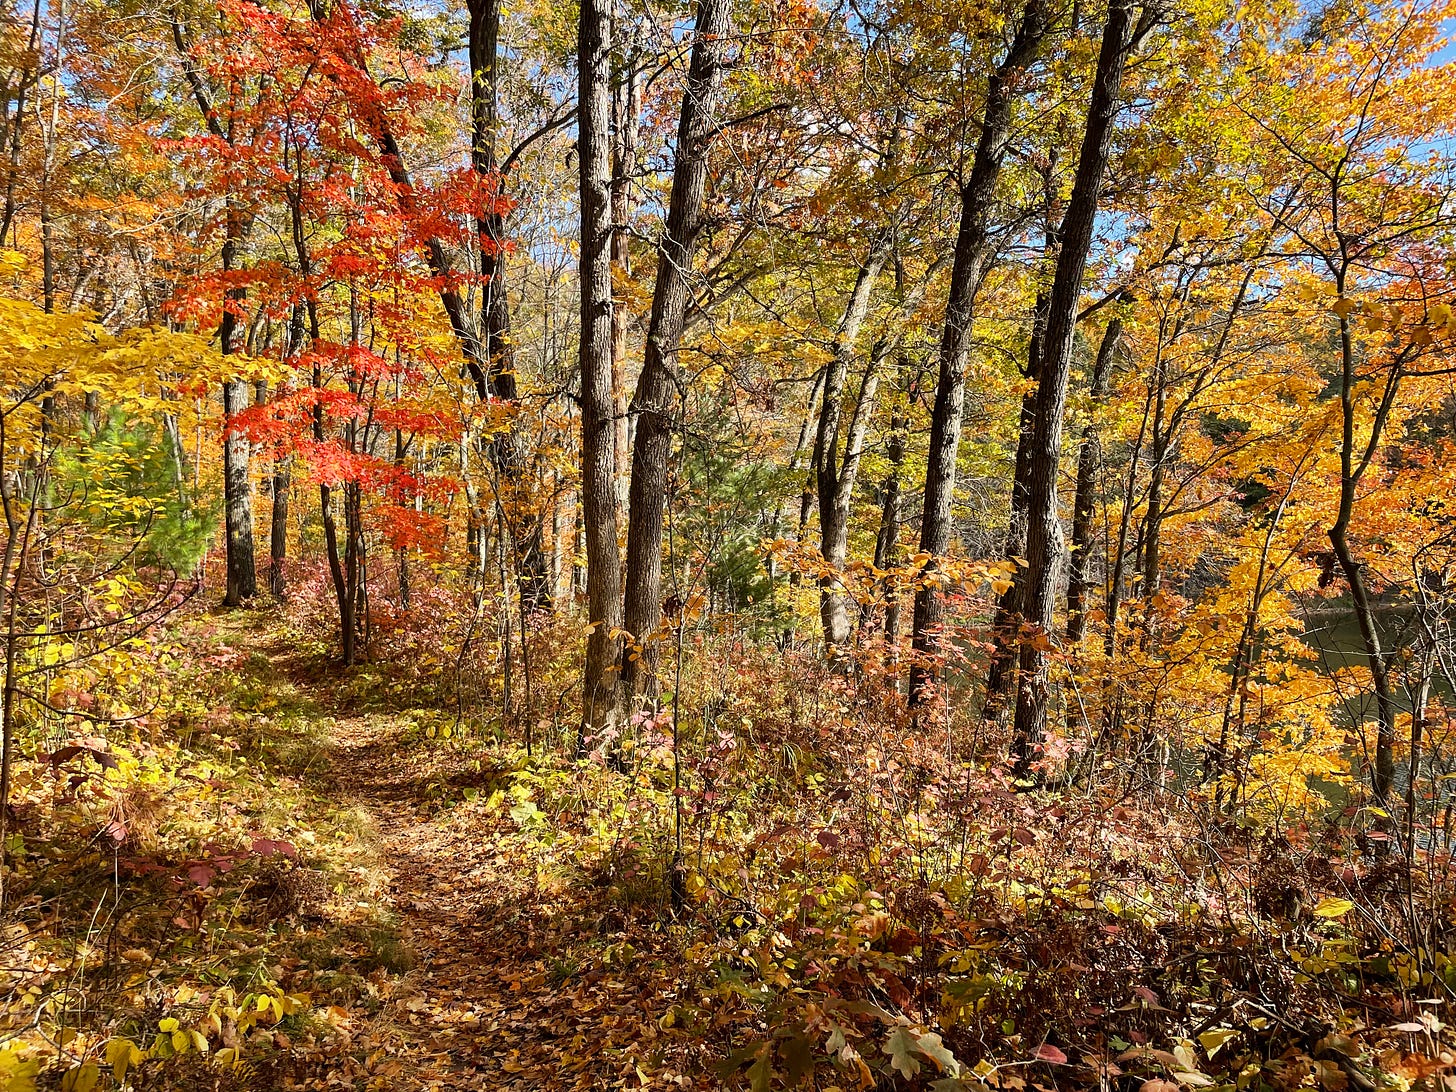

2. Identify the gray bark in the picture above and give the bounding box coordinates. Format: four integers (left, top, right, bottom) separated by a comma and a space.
1014, 0, 1150, 765
908, 0, 1051, 704
621, 0, 733, 698
1066, 317, 1121, 645
579, 0, 625, 742
815, 243, 890, 653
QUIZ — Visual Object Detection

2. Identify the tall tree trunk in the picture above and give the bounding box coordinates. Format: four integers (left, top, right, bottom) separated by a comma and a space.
777, 365, 827, 647
1066, 316, 1121, 645
1406, 632, 1433, 857
221, 272, 257, 613
269, 456, 290, 598
985, 156, 1060, 713
578, 0, 625, 743
1105, 357, 1154, 659
1328, 294, 1401, 807
269, 304, 303, 600
612, 20, 642, 510
1138, 346, 1169, 630
983, 384, 1040, 711
469, 0, 552, 613
821, 339, 891, 655
286, 167, 348, 659
816, 243, 890, 655
393, 368, 411, 610
908, 0, 1050, 705
1013, 0, 1147, 768
0, 0, 42, 246
174, 13, 257, 606
621, 0, 732, 699
869, 355, 915, 659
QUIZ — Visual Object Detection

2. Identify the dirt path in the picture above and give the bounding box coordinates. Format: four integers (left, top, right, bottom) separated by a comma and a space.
263, 633, 688, 1092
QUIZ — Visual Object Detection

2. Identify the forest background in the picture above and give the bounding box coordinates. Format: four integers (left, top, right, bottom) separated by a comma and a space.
1, 0, 1455, 1085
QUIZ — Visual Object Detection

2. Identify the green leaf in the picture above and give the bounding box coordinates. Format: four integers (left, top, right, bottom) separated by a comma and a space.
510, 799, 543, 826
780, 1032, 814, 1082
747, 1043, 773, 1092
885, 1027, 922, 1079
917, 1031, 960, 1076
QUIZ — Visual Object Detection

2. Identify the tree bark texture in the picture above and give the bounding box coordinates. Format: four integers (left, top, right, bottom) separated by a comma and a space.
908, 0, 1050, 705
1065, 316, 1121, 645
579, 0, 625, 741
1014, 0, 1145, 763
815, 243, 890, 654
621, 0, 732, 699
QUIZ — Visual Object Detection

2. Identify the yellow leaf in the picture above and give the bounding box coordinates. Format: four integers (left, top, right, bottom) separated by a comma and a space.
1197, 1028, 1238, 1058
1331, 298, 1358, 319
1313, 897, 1354, 918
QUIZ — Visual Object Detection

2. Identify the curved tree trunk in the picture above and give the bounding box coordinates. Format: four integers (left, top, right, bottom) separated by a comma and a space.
1328, 301, 1400, 807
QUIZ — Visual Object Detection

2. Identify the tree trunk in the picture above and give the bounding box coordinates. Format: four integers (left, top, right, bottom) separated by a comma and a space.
982, 384, 1040, 712
821, 339, 890, 654
284, 151, 349, 658
222, 375, 256, 606
908, 0, 1051, 705
620, 0, 732, 699
1013, 0, 1146, 768
469, 0, 552, 614
778, 365, 827, 647
985, 157, 1060, 713
1407, 633, 1433, 857
269, 305, 304, 600
0, 0, 42, 247
220, 215, 257, 606
174, 16, 258, 607
869, 355, 914, 660
816, 243, 890, 655
578, 0, 626, 744
1329, 301, 1400, 807
1138, 347, 1168, 627
612, 21, 642, 510
1066, 316, 1121, 645
269, 456, 290, 599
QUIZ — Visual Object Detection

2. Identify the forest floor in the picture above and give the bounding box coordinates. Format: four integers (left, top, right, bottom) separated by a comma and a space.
7, 601, 1452, 1092
214, 611, 711, 1091
2, 604, 717, 1091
